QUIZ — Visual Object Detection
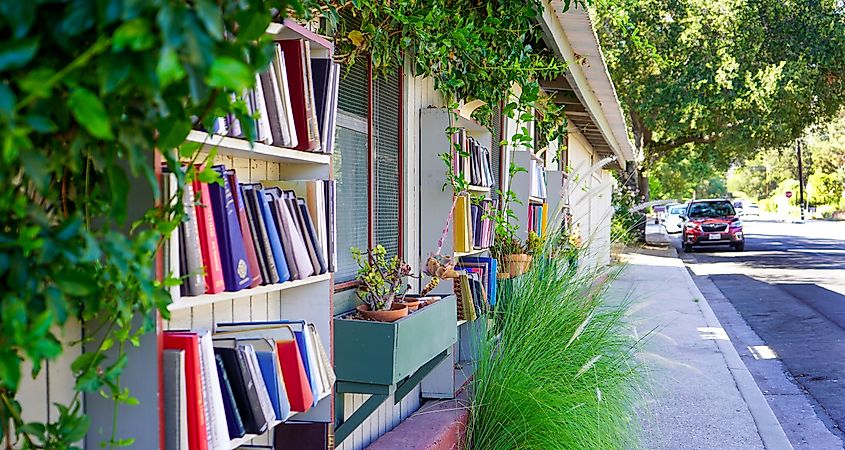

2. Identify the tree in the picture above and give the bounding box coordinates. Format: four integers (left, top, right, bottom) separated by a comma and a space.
594, 0, 845, 178
809, 171, 844, 206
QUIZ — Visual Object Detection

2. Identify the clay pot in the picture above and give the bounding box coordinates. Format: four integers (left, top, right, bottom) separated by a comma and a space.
504, 254, 532, 277
356, 303, 408, 322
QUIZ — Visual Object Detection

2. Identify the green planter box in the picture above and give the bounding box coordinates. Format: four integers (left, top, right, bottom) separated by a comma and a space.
334, 296, 457, 386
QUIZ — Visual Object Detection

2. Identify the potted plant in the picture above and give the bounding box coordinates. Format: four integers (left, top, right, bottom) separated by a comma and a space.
352, 245, 412, 322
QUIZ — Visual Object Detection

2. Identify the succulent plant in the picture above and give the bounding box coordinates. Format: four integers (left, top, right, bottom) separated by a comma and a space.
352, 245, 411, 311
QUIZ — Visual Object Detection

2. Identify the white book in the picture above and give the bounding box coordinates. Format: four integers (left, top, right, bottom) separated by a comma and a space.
274, 43, 298, 149
253, 74, 273, 145
265, 61, 292, 147
300, 322, 322, 405
162, 172, 181, 302
241, 344, 277, 425
198, 331, 230, 450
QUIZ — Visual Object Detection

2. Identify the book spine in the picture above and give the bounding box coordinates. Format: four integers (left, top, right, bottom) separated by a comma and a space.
180, 183, 206, 296
229, 173, 263, 288
194, 177, 226, 294
215, 353, 246, 439
218, 167, 252, 290
235, 347, 269, 434
279, 40, 311, 152
257, 188, 291, 282
245, 186, 280, 284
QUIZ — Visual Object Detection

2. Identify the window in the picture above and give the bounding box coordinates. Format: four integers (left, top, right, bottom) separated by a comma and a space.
332, 59, 403, 284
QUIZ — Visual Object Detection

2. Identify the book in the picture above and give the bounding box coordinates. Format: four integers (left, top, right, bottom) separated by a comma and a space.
163, 333, 209, 450
180, 182, 206, 296
301, 40, 322, 152
163, 349, 189, 450
209, 166, 252, 292
253, 73, 273, 144
215, 353, 246, 439
310, 57, 332, 145
460, 256, 498, 306
240, 344, 277, 428
256, 350, 291, 421
253, 185, 291, 283
453, 195, 472, 253
273, 43, 298, 149
259, 66, 288, 146
197, 331, 231, 450
162, 173, 181, 301
266, 188, 313, 280
242, 184, 280, 284
227, 170, 263, 288
293, 197, 326, 274
213, 346, 269, 435
325, 180, 337, 272
193, 173, 226, 294
278, 39, 320, 152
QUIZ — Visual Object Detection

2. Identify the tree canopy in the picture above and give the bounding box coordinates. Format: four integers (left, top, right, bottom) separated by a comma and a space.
594, 0, 845, 173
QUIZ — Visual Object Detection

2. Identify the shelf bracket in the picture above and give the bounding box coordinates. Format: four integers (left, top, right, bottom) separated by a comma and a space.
333, 349, 451, 445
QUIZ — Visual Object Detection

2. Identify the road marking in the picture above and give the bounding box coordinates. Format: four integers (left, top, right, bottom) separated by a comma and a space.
697, 327, 729, 340
748, 345, 778, 360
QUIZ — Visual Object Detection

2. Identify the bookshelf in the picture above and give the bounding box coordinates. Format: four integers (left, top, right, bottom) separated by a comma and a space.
83, 21, 338, 450
511, 150, 548, 240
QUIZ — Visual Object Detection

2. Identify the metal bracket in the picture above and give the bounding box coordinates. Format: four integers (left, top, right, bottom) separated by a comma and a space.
333, 349, 450, 445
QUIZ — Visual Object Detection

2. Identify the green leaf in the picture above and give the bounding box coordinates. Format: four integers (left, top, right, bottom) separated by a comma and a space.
108, 164, 130, 220
0, 3, 36, 39
26, 114, 58, 133
157, 116, 191, 150
113, 18, 155, 52
68, 88, 114, 140
234, 10, 272, 42
0, 83, 16, 122
208, 57, 253, 90
0, 37, 39, 72
0, 349, 21, 390
54, 269, 97, 297
156, 46, 186, 87
194, 0, 224, 41
20, 150, 50, 192
18, 67, 55, 98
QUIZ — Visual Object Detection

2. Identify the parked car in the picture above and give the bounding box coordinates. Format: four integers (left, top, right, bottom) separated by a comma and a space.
682, 199, 745, 252
664, 203, 688, 234
744, 203, 761, 217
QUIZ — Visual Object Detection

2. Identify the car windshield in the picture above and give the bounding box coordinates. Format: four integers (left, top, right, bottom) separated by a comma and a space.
669, 206, 686, 214
688, 201, 735, 218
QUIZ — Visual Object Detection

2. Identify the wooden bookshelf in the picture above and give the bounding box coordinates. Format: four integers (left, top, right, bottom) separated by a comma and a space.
466, 184, 492, 193
453, 247, 490, 258
168, 273, 332, 311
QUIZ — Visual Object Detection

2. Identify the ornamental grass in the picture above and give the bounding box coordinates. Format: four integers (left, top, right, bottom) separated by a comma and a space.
466, 231, 642, 449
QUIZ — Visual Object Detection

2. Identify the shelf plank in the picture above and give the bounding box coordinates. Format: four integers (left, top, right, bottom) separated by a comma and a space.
187, 130, 331, 165
528, 196, 545, 204
465, 185, 492, 194
169, 273, 332, 311
454, 247, 490, 258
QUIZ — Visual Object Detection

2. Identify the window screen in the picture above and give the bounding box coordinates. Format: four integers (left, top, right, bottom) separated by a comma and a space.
373, 69, 401, 257
333, 62, 370, 282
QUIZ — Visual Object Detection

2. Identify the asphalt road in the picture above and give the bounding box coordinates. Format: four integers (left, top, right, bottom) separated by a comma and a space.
669, 218, 845, 449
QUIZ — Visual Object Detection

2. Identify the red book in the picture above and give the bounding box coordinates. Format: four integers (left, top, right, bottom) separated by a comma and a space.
163, 332, 209, 450
275, 339, 314, 412
278, 40, 317, 151
193, 173, 225, 294
226, 169, 262, 288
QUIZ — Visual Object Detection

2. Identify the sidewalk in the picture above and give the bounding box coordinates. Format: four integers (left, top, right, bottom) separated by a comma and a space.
610, 225, 792, 449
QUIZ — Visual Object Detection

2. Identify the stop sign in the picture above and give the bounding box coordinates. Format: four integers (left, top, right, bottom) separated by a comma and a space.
785, 191, 793, 198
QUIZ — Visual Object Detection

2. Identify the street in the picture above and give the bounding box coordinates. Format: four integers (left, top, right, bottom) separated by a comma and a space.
669, 218, 845, 448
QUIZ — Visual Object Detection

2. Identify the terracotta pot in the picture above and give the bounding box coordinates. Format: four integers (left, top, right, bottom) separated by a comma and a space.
503, 254, 532, 277
356, 303, 408, 322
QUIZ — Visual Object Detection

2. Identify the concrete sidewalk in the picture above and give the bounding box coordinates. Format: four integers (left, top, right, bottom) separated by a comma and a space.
610, 244, 792, 449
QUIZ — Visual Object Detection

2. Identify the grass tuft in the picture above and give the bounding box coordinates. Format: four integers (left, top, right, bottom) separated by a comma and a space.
466, 238, 643, 449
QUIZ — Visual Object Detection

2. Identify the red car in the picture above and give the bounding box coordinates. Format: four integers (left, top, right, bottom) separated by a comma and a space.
682, 199, 745, 252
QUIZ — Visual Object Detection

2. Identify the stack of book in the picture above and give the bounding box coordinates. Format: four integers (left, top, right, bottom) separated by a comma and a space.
454, 257, 497, 321
529, 158, 547, 199
163, 321, 335, 449
162, 165, 336, 301
451, 130, 494, 188
208, 39, 340, 154
453, 195, 496, 253
528, 203, 548, 237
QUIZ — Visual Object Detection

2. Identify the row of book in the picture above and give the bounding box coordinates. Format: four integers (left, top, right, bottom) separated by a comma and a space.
209, 39, 340, 154
453, 195, 496, 253
529, 158, 547, 199
451, 129, 495, 188
528, 202, 549, 237
162, 166, 336, 299
163, 321, 335, 450
454, 257, 497, 322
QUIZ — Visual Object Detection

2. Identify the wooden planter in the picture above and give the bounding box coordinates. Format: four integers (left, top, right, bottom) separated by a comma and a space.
334, 295, 457, 386
503, 253, 532, 277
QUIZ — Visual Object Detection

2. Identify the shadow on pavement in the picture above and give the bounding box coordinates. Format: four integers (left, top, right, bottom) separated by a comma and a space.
679, 233, 845, 271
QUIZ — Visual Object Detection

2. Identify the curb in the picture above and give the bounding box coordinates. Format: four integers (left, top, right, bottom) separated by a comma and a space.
669, 247, 794, 450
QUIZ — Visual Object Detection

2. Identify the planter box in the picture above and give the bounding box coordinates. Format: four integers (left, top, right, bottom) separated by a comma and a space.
334, 296, 457, 386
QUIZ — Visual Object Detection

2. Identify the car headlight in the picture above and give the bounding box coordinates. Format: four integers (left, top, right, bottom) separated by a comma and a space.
731, 220, 743, 228
684, 222, 698, 229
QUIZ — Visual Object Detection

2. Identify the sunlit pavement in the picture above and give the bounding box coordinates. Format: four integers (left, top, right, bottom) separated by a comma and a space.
670, 219, 845, 448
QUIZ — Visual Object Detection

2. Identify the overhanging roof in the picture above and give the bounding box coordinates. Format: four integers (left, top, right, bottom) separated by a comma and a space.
538, 0, 637, 170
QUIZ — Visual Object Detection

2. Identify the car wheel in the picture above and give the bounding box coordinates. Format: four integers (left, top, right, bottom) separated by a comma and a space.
733, 243, 745, 252
683, 243, 693, 253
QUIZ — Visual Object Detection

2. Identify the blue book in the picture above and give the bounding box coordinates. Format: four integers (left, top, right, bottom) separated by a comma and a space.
461, 256, 497, 306
210, 166, 252, 291
256, 186, 291, 283
215, 353, 246, 438
255, 351, 282, 420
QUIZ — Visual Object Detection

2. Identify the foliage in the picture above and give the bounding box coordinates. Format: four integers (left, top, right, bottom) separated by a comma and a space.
646, 146, 728, 200
0, 1, 306, 447
809, 171, 844, 206
352, 245, 411, 311
468, 230, 641, 449
594, 0, 845, 176
611, 182, 645, 244
525, 231, 544, 256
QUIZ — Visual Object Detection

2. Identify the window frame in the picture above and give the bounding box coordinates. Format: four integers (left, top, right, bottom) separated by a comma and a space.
334, 59, 404, 291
